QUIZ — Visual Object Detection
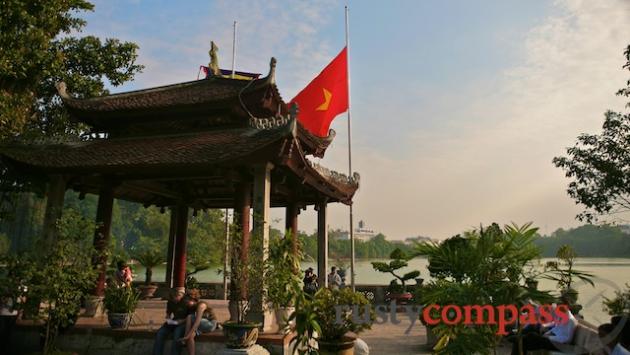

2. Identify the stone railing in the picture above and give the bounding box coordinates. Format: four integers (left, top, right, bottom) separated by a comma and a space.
133, 281, 418, 305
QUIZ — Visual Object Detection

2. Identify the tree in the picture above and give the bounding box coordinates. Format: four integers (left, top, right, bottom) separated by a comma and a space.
0, 0, 143, 139
553, 45, 630, 222
131, 236, 165, 285
0, 1, 143, 222
371, 248, 420, 294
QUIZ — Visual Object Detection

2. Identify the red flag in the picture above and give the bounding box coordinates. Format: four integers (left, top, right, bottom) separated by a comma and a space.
290, 47, 348, 137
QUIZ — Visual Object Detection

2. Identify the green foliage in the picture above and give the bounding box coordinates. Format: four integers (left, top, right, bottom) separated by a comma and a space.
602, 283, 630, 316
187, 209, 225, 276
371, 247, 419, 293
5, 208, 97, 354
228, 222, 265, 324
0, 0, 143, 139
288, 281, 321, 355
415, 223, 553, 354
266, 232, 302, 307
553, 45, 630, 222
131, 236, 165, 284
543, 244, 594, 292
289, 287, 373, 354
299, 229, 414, 262
103, 285, 140, 314
0, 232, 9, 255
313, 288, 374, 342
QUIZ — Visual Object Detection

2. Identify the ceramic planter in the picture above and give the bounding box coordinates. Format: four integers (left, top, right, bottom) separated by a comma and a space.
274, 306, 295, 334
138, 284, 158, 299
107, 312, 131, 329
222, 321, 261, 349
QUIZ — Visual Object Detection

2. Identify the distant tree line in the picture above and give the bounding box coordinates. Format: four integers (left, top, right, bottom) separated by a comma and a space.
536, 224, 630, 257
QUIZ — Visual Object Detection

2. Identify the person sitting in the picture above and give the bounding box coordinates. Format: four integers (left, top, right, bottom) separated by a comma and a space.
178, 289, 218, 355
303, 267, 318, 296
511, 297, 578, 355
152, 288, 189, 355
115, 260, 133, 287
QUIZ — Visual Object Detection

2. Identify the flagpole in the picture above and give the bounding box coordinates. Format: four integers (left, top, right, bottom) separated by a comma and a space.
231, 21, 237, 78
345, 5, 356, 291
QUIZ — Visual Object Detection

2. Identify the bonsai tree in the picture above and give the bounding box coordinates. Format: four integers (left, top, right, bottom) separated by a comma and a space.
371, 248, 420, 294
131, 236, 165, 285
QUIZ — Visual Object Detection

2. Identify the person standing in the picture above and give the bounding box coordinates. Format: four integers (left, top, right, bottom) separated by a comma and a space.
303, 268, 318, 295
327, 266, 342, 291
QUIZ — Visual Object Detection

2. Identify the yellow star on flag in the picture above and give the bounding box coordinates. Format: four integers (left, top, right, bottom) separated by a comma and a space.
316, 88, 332, 111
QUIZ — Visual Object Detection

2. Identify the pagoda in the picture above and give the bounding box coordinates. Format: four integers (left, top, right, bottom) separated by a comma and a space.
0, 54, 359, 325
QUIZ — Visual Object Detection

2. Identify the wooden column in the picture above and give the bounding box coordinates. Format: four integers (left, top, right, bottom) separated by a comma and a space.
230, 181, 251, 321
285, 202, 299, 256
249, 163, 273, 329
317, 201, 328, 289
92, 184, 115, 297
172, 202, 189, 290
164, 207, 178, 288
42, 175, 66, 246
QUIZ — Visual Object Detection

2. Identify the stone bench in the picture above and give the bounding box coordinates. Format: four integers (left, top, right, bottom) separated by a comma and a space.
532, 324, 606, 355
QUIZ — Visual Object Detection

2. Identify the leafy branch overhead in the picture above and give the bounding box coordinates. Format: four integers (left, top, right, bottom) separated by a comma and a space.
553, 45, 630, 222
0, 0, 143, 139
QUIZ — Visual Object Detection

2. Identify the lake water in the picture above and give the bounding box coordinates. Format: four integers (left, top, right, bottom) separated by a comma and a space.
133, 257, 630, 324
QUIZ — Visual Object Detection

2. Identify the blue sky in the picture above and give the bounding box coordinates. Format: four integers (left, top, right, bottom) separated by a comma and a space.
81, 0, 630, 239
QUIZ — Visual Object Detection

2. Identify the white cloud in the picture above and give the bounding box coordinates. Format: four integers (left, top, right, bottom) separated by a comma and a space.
311, 0, 630, 239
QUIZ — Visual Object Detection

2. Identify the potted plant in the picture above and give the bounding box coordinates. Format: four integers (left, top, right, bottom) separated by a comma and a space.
103, 285, 140, 329
223, 226, 266, 349
371, 248, 420, 305
291, 287, 374, 355
543, 244, 594, 315
131, 236, 164, 299
266, 233, 302, 334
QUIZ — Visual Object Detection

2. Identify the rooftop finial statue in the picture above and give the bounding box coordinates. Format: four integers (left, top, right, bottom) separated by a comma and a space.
208, 41, 220, 76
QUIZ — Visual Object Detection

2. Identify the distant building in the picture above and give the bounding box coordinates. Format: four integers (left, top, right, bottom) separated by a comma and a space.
336, 220, 377, 241
354, 220, 376, 241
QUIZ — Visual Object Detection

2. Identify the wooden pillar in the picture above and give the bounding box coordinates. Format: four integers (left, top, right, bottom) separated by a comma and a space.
42, 175, 66, 246
92, 184, 114, 297
164, 207, 178, 288
285, 202, 299, 256
172, 202, 189, 290
249, 163, 273, 329
317, 201, 328, 289
230, 181, 251, 321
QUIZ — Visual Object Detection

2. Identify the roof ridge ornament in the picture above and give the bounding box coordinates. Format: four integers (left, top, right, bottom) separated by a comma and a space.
208, 41, 221, 76
266, 57, 277, 85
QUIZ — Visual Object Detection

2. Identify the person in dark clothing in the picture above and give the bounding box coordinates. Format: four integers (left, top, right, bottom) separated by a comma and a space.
303, 267, 318, 296
152, 288, 189, 355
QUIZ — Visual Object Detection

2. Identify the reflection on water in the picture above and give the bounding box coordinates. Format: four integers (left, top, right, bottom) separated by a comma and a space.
133, 257, 629, 324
